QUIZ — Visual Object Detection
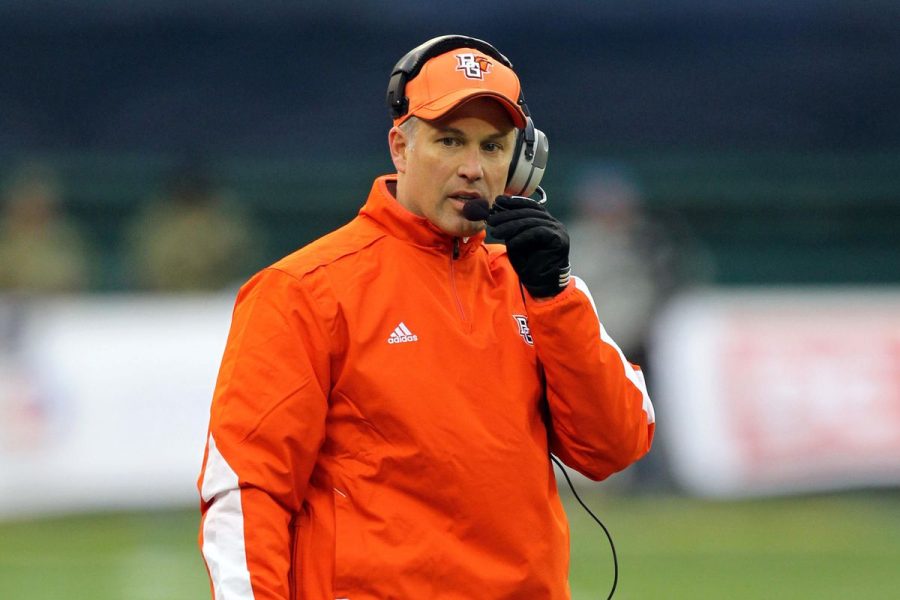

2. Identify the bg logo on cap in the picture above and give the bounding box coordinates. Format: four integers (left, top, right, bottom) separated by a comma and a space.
455, 53, 493, 80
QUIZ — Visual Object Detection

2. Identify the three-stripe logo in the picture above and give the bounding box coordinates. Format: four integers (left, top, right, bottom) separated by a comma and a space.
387, 322, 418, 344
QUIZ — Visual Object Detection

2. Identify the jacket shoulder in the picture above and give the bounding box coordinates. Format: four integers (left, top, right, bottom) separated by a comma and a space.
270, 215, 384, 279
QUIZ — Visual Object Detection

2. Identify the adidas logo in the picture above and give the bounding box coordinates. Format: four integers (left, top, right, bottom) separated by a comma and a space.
387, 322, 418, 344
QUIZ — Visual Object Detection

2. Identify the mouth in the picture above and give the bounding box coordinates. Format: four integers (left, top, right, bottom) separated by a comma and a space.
448, 192, 484, 205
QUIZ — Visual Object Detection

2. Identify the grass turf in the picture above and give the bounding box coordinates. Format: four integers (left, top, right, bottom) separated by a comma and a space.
567, 492, 900, 599
1, 492, 898, 599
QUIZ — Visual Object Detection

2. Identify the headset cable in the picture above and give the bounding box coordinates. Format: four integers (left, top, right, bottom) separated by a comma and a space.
551, 454, 618, 600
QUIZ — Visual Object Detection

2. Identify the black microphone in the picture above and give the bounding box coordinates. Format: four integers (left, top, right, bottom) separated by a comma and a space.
462, 197, 491, 222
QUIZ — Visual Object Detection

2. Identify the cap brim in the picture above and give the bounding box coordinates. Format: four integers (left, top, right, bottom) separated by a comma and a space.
407, 90, 527, 129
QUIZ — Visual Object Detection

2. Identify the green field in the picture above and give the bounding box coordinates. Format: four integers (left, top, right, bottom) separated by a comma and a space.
1, 492, 898, 599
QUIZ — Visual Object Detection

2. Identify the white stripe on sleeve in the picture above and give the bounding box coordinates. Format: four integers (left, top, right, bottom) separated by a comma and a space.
201, 434, 256, 599
573, 276, 656, 424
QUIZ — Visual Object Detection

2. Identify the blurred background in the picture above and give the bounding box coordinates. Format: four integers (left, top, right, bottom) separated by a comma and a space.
1, 1, 899, 598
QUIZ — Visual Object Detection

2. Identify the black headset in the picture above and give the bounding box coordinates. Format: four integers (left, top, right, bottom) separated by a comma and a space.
386, 35, 549, 199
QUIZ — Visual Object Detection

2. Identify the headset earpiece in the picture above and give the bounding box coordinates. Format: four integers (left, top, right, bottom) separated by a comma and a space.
505, 118, 549, 198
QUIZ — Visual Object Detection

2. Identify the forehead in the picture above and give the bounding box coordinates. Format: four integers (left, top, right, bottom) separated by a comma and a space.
427, 97, 516, 135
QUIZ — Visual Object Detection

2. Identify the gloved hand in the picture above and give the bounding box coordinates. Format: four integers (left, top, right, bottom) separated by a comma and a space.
487, 195, 571, 298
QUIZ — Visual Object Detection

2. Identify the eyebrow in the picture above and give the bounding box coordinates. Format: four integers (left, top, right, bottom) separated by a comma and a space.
436, 126, 511, 140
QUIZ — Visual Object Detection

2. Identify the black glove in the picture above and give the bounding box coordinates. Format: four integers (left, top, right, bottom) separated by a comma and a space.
487, 195, 571, 298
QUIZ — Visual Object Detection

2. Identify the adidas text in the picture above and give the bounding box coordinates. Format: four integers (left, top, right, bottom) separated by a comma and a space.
387, 322, 418, 344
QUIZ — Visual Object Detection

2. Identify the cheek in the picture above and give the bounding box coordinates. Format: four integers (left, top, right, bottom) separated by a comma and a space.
414, 162, 446, 212
410, 154, 437, 187
490, 161, 511, 193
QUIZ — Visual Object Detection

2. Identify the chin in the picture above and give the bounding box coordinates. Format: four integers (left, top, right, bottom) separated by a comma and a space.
431, 209, 482, 237
447, 219, 484, 238
465, 220, 487, 236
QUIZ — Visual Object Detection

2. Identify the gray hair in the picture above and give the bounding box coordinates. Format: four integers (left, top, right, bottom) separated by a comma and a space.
398, 116, 419, 150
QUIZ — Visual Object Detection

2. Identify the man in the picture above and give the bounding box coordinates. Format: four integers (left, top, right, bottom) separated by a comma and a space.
198, 35, 655, 599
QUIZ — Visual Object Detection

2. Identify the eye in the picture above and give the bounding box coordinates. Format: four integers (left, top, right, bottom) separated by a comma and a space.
483, 142, 503, 153
438, 137, 462, 147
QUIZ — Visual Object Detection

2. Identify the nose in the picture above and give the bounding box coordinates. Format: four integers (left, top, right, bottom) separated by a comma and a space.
457, 147, 484, 182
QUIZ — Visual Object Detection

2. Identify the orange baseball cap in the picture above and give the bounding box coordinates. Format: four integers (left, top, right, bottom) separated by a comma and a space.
394, 47, 528, 129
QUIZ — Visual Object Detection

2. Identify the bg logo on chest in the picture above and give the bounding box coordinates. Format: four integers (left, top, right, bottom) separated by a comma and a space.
512, 315, 533, 345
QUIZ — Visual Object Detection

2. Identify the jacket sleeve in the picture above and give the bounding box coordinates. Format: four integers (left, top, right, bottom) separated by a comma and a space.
197, 267, 337, 599
526, 275, 656, 481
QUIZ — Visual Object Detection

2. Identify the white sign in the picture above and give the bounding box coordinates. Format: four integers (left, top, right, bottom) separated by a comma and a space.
651, 288, 900, 497
0, 295, 234, 517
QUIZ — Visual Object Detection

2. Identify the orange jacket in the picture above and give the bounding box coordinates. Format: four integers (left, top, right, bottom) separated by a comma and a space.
198, 175, 655, 600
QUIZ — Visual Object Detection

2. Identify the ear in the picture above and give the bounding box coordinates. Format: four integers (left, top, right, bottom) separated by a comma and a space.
388, 126, 409, 174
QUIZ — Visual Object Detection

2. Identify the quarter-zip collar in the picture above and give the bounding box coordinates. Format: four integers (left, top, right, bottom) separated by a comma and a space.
359, 175, 485, 258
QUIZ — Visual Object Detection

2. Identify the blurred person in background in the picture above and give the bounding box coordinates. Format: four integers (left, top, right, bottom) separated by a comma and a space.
0, 163, 91, 293
566, 166, 711, 368
198, 35, 655, 599
567, 166, 712, 490
127, 162, 259, 291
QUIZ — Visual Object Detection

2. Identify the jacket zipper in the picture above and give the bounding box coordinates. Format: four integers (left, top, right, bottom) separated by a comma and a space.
449, 238, 467, 322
